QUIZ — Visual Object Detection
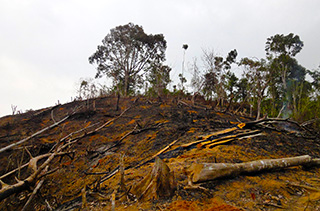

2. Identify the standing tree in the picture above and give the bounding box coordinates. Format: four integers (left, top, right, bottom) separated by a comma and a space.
146, 63, 171, 97
181, 44, 188, 90
190, 58, 203, 93
89, 23, 167, 96
265, 33, 304, 117
308, 68, 320, 97
239, 58, 269, 120
202, 49, 237, 107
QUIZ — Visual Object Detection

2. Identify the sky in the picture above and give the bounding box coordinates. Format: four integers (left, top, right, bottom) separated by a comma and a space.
1, 0, 320, 117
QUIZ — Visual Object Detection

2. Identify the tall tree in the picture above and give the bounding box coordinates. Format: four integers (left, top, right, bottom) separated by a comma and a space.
265, 33, 303, 58
265, 33, 304, 117
239, 58, 269, 120
202, 49, 237, 106
89, 23, 167, 96
308, 68, 320, 97
190, 58, 203, 93
146, 63, 171, 97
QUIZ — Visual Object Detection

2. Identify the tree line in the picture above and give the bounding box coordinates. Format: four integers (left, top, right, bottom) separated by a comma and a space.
84, 23, 320, 122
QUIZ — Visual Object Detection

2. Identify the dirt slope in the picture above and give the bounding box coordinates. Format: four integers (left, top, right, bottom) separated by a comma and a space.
0, 96, 319, 210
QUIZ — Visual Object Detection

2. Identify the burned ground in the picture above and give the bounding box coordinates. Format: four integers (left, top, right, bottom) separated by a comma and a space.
0, 96, 319, 210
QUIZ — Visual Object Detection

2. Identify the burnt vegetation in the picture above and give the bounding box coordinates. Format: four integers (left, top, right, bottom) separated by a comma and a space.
1, 23, 320, 210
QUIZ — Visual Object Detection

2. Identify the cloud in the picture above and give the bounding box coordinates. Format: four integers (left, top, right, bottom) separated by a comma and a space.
0, 0, 320, 116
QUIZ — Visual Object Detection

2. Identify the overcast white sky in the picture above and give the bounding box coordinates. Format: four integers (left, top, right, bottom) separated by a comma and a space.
1, 0, 320, 117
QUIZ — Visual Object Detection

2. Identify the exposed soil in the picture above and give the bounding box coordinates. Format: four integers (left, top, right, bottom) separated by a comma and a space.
0, 96, 319, 210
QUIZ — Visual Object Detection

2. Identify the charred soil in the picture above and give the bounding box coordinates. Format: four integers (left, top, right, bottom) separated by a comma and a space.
0, 96, 319, 210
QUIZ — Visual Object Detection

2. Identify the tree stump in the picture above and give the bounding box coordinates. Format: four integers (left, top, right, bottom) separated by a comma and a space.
131, 157, 176, 201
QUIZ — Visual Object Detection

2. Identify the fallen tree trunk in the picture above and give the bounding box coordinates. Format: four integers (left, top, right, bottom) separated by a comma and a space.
189, 155, 318, 184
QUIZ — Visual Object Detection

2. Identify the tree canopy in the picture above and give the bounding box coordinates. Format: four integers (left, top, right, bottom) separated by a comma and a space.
86, 26, 319, 123
89, 23, 167, 96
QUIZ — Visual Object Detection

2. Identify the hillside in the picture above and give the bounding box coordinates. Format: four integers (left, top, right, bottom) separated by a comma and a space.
0, 96, 320, 210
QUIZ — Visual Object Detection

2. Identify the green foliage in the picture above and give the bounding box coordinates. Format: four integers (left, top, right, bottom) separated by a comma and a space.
235, 78, 249, 103
308, 69, 320, 97
77, 78, 110, 100
264, 33, 310, 119
202, 49, 237, 100
239, 58, 269, 119
225, 71, 238, 96
85, 25, 318, 122
146, 64, 171, 97
89, 23, 167, 96
265, 33, 303, 57
178, 73, 187, 90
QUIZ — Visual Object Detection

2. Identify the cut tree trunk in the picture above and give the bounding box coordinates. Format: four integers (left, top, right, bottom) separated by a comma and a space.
131, 157, 176, 201
189, 155, 317, 183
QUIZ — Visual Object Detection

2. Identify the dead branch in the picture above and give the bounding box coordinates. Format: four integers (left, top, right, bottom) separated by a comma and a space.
100, 168, 119, 183
51, 110, 56, 123
182, 125, 253, 149
33, 104, 61, 117
0, 163, 29, 180
0, 152, 70, 180
0, 114, 71, 154
49, 106, 132, 155
197, 130, 262, 149
243, 118, 314, 137
111, 190, 116, 211
0, 150, 73, 201
188, 155, 318, 184
64, 106, 132, 146
81, 186, 87, 209
96, 121, 161, 157
134, 139, 180, 169
49, 122, 100, 152
45, 199, 53, 211
301, 118, 320, 127
262, 202, 285, 209
152, 139, 179, 159
119, 153, 126, 193
178, 100, 191, 108
287, 182, 320, 192
178, 100, 208, 110
0, 104, 133, 203
182, 127, 239, 148
21, 166, 48, 211
94, 106, 132, 132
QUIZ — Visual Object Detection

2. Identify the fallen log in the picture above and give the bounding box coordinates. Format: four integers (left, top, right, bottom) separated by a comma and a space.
189, 155, 318, 184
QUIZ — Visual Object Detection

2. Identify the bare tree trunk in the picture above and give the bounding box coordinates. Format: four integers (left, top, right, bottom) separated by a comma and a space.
292, 94, 297, 118
277, 104, 286, 118
124, 72, 129, 97
256, 98, 261, 120
116, 92, 120, 111
189, 155, 315, 184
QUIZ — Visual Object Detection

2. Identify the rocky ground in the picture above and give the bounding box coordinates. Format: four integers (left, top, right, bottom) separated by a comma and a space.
0, 96, 319, 210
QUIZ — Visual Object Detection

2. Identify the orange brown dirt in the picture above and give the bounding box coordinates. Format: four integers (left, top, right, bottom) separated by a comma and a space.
0, 96, 319, 210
